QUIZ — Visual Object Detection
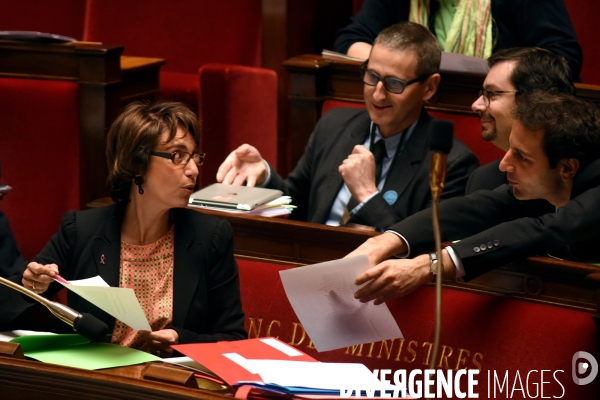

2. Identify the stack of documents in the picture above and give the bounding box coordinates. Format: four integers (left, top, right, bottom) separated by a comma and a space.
172, 338, 400, 396
188, 183, 295, 217
5, 332, 159, 370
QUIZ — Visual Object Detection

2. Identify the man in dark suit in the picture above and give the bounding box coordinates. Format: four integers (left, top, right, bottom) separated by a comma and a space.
216, 22, 478, 231
348, 92, 600, 304
466, 47, 575, 194
0, 161, 24, 279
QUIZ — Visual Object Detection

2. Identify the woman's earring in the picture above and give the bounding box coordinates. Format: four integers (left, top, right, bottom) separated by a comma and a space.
134, 176, 144, 195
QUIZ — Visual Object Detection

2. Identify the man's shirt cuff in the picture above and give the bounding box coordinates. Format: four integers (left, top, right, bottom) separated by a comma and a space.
256, 160, 272, 188
349, 191, 379, 216
446, 246, 466, 278
383, 230, 411, 258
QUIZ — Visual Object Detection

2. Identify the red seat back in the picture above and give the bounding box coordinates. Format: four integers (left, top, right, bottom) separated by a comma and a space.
563, 0, 600, 84
198, 64, 277, 187
83, 0, 262, 111
83, 0, 262, 73
237, 258, 596, 397
0, 78, 80, 259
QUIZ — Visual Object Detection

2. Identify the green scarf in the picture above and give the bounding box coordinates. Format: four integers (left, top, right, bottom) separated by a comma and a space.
409, 0, 493, 59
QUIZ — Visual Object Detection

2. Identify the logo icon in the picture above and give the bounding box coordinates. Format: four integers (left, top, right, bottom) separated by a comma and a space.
572, 351, 598, 385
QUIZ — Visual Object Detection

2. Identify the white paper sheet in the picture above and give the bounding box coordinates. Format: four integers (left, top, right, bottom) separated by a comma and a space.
68, 276, 110, 287
58, 276, 151, 331
279, 255, 402, 352
243, 358, 397, 392
260, 337, 304, 357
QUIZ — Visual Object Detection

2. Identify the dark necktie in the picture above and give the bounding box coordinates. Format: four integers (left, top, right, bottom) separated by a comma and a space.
341, 139, 388, 224
371, 139, 387, 185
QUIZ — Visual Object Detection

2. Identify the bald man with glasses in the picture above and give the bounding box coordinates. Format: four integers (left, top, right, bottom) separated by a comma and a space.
217, 22, 478, 231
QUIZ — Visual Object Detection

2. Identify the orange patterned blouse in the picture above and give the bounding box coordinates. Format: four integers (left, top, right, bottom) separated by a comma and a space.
110, 226, 175, 350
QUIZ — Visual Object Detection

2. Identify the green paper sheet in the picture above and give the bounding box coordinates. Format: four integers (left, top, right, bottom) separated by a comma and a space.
11, 334, 160, 370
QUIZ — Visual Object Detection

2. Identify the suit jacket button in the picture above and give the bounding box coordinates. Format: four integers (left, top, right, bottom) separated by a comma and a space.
473, 247, 481, 253
480, 244, 487, 251
487, 242, 493, 249
493, 240, 500, 247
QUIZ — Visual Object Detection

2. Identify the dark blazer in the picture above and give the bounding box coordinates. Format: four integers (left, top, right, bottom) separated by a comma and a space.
268, 107, 479, 231
389, 159, 600, 280
333, 0, 582, 78
2, 205, 247, 344
465, 159, 507, 194
0, 210, 24, 279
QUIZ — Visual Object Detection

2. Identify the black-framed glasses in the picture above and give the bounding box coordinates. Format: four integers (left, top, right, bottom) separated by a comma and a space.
150, 150, 206, 166
359, 61, 429, 94
478, 88, 519, 107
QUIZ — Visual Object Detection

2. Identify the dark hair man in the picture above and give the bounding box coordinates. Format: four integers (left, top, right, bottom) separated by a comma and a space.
0, 160, 24, 279
467, 47, 575, 193
348, 92, 600, 303
217, 22, 478, 231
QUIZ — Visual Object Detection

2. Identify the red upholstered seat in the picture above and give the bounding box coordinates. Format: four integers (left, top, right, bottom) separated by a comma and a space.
563, 0, 600, 84
0, 78, 80, 259
237, 258, 596, 397
198, 64, 278, 187
0, 0, 86, 39
83, 0, 263, 111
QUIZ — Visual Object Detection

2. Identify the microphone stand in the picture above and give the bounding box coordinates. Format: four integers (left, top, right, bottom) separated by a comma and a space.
427, 119, 453, 398
428, 153, 447, 374
0, 276, 80, 325
0, 276, 108, 341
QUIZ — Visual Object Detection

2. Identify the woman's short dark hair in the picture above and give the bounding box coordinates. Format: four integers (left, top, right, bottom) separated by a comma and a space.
514, 91, 600, 169
374, 21, 441, 78
106, 101, 201, 203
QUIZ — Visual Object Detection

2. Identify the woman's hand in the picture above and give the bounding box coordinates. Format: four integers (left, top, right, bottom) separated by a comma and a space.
22, 262, 58, 294
138, 329, 179, 357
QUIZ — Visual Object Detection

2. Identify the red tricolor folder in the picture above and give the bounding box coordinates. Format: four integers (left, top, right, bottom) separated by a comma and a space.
172, 337, 317, 385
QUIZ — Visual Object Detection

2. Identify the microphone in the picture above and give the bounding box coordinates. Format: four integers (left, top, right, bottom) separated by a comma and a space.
0, 276, 108, 342
427, 120, 453, 389
429, 120, 454, 201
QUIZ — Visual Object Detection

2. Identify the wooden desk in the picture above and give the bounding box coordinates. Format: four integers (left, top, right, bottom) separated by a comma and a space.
201, 207, 600, 314
85, 199, 600, 398
0, 356, 232, 400
86, 197, 600, 315
282, 54, 600, 175
0, 40, 164, 207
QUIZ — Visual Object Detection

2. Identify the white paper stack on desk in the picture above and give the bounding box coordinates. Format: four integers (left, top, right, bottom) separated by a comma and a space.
172, 338, 402, 397
188, 183, 295, 217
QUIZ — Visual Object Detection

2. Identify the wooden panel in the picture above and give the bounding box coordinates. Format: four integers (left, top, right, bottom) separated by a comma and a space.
0, 357, 232, 400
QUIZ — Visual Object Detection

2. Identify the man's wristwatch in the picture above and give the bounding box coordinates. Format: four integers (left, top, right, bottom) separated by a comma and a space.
429, 252, 440, 276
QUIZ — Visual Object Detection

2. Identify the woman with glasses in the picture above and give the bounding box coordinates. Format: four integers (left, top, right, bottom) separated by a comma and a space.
11, 101, 246, 356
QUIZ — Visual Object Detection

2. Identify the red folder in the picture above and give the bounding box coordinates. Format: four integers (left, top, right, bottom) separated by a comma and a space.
172, 337, 317, 385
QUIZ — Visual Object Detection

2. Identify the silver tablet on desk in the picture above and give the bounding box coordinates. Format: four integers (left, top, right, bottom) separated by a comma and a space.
189, 183, 283, 211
